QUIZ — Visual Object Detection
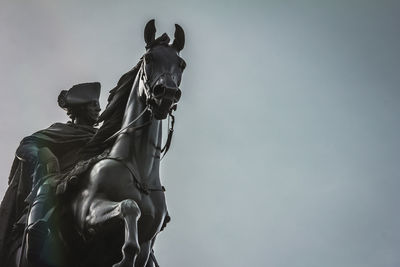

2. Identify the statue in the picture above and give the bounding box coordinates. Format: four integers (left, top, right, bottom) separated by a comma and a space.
0, 82, 102, 266
0, 19, 186, 267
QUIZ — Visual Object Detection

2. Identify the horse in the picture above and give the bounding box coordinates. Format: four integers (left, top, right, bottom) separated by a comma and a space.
14, 19, 186, 267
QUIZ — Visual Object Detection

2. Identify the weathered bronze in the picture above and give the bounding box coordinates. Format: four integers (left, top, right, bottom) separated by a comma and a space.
1, 19, 186, 267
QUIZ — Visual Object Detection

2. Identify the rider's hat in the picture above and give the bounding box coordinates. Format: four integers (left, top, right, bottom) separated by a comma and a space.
58, 82, 101, 109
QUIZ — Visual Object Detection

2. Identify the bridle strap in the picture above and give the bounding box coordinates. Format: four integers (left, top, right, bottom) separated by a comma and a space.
140, 63, 177, 160
161, 110, 175, 159
104, 62, 178, 159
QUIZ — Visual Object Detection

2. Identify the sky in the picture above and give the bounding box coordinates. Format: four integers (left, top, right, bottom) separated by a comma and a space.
1, 0, 400, 266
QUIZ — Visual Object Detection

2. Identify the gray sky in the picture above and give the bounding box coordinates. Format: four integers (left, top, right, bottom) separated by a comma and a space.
1, 0, 400, 266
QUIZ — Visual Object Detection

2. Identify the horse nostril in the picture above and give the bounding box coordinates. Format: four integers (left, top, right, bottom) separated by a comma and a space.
174, 89, 182, 101
153, 85, 166, 98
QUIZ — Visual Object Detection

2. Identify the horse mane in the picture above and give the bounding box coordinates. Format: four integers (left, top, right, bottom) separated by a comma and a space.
79, 59, 143, 159
145, 33, 170, 49
79, 33, 172, 159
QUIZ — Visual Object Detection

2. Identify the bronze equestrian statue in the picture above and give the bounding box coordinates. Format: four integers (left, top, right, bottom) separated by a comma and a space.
1, 19, 186, 267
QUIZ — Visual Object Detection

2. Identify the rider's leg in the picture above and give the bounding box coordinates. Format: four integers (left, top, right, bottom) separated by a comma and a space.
25, 147, 60, 264
85, 198, 142, 267
25, 182, 54, 264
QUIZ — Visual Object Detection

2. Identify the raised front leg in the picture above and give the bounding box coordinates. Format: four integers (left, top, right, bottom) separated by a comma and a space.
85, 198, 141, 267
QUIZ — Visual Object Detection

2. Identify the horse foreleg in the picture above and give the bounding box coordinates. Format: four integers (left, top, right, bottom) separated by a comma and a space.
85, 198, 141, 267
135, 240, 152, 266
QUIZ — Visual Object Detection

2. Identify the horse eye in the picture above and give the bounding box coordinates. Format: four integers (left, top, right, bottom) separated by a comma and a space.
144, 54, 153, 62
179, 60, 186, 70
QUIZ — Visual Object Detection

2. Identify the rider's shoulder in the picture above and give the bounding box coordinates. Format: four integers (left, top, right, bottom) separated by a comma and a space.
48, 122, 71, 129
18, 122, 68, 146
24, 122, 69, 137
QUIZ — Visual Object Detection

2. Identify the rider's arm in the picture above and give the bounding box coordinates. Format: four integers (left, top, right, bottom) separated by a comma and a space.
15, 141, 40, 164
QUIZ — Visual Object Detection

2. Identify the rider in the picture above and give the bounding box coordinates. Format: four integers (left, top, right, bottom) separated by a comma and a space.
0, 82, 101, 266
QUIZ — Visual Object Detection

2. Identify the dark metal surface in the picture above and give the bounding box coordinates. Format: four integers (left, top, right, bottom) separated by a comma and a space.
1, 19, 185, 267
63, 19, 186, 267
0, 85, 101, 267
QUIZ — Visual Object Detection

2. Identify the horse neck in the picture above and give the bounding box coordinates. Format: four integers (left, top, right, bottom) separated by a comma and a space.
109, 75, 162, 185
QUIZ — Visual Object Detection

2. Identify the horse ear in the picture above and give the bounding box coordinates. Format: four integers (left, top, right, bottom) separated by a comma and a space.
172, 24, 185, 52
144, 19, 156, 46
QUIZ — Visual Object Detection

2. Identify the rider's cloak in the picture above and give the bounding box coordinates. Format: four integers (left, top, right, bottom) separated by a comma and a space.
0, 122, 96, 265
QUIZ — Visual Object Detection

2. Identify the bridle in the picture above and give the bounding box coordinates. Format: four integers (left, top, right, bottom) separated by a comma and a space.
104, 60, 177, 159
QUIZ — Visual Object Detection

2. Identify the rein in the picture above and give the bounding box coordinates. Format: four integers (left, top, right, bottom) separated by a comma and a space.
103, 106, 151, 143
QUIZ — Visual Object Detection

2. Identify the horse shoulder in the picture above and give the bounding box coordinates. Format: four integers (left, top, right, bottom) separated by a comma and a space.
88, 159, 130, 183
87, 159, 132, 193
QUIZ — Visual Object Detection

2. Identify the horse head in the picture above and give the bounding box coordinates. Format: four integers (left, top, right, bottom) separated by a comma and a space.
140, 19, 186, 120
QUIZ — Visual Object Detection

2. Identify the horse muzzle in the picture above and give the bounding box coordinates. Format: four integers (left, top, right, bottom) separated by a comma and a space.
151, 75, 181, 119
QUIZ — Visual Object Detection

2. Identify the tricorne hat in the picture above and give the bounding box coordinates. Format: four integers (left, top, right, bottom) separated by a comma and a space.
58, 82, 101, 109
